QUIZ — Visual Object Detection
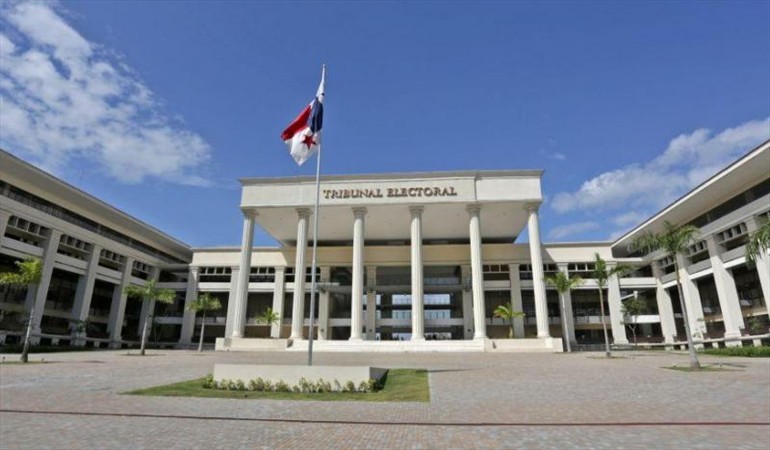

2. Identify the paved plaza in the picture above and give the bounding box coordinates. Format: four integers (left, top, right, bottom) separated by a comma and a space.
0, 349, 768, 449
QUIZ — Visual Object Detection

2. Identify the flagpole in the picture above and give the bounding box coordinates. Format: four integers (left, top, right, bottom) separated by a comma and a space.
307, 64, 325, 366
307, 144, 321, 366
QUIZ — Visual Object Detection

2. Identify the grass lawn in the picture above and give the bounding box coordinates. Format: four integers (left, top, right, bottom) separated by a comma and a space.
125, 368, 429, 402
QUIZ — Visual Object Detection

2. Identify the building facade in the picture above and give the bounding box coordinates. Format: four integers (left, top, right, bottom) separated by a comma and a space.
1, 141, 768, 351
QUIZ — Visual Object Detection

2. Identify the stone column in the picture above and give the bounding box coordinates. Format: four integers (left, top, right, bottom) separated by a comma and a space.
746, 216, 770, 319
0, 210, 11, 242
290, 208, 311, 340
468, 204, 486, 340
108, 256, 135, 345
350, 208, 367, 340
366, 266, 377, 340
651, 261, 677, 347
526, 205, 550, 338
555, 263, 575, 343
233, 210, 257, 338
706, 236, 744, 343
410, 206, 425, 341
25, 229, 62, 341
179, 267, 199, 345
607, 268, 629, 345
461, 265, 474, 339
270, 267, 286, 338
70, 244, 102, 345
224, 266, 240, 338
317, 266, 330, 340
675, 254, 707, 340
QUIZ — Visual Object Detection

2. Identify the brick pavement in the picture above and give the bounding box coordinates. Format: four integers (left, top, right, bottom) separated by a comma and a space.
0, 349, 768, 449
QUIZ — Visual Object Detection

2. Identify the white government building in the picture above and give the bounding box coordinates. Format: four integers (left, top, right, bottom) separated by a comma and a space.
1, 141, 768, 352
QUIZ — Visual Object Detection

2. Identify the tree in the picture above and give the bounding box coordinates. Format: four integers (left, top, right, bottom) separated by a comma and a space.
257, 307, 281, 337
621, 294, 646, 345
544, 271, 584, 352
632, 221, 701, 369
124, 279, 176, 355
187, 293, 222, 352
0, 258, 42, 363
745, 219, 770, 266
592, 254, 632, 358
492, 304, 525, 338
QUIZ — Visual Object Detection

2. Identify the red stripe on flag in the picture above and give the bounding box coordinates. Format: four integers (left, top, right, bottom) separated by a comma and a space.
280, 104, 312, 140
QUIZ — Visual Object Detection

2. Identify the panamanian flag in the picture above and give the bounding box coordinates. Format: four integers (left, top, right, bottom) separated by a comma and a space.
281, 67, 325, 166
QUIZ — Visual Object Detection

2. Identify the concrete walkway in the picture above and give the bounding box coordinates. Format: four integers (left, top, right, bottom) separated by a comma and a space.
1, 350, 768, 449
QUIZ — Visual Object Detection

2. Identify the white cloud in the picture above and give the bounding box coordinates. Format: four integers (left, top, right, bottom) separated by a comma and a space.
0, 2, 212, 186
547, 221, 600, 240
551, 118, 770, 215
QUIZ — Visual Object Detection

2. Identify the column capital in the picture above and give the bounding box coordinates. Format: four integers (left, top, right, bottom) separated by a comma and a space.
352, 207, 368, 218
466, 203, 482, 215
409, 205, 424, 215
524, 202, 541, 213
189, 266, 199, 275
296, 207, 312, 218
274, 266, 286, 274
240, 208, 258, 219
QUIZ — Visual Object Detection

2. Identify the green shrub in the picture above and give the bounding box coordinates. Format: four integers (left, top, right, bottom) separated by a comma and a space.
274, 380, 291, 392
343, 381, 356, 393
235, 379, 246, 391
202, 374, 215, 389
701, 345, 770, 357
316, 378, 332, 393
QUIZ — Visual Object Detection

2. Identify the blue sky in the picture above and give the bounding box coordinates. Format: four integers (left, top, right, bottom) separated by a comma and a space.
1, 1, 769, 247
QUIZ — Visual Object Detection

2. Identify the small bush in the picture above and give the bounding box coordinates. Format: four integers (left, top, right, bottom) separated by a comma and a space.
274, 381, 291, 392
701, 345, 770, 358
202, 374, 215, 389
235, 380, 246, 391
316, 378, 332, 393
343, 381, 356, 393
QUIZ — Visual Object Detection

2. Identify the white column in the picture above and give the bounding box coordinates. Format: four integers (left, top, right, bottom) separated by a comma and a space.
746, 216, 770, 320
468, 204, 486, 340
270, 267, 286, 338
555, 263, 575, 343
0, 210, 11, 242
706, 236, 744, 342
527, 205, 550, 338
317, 266, 330, 340
350, 208, 366, 340
25, 229, 62, 341
461, 265, 474, 339
410, 206, 425, 341
224, 266, 240, 338
676, 254, 707, 340
70, 244, 102, 345
607, 268, 629, 345
366, 266, 377, 340
233, 209, 256, 338
179, 267, 199, 345
108, 256, 135, 345
651, 261, 677, 346
290, 208, 310, 340
137, 268, 160, 337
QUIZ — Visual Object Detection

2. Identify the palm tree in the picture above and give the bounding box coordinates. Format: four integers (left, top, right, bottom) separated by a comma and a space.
745, 219, 770, 266
544, 271, 583, 352
186, 293, 222, 352
257, 307, 281, 337
492, 304, 525, 338
592, 254, 632, 358
632, 221, 701, 369
124, 279, 176, 355
0, 258, 42, 363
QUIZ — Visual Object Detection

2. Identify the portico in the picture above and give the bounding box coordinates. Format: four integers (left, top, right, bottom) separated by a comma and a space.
224, 170, 554, 347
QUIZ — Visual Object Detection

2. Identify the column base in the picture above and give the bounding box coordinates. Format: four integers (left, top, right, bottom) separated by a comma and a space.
537, 333, 551, 338
411, 336, 425, 341
473, 334, 486, 341
349, 336, 363, 341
